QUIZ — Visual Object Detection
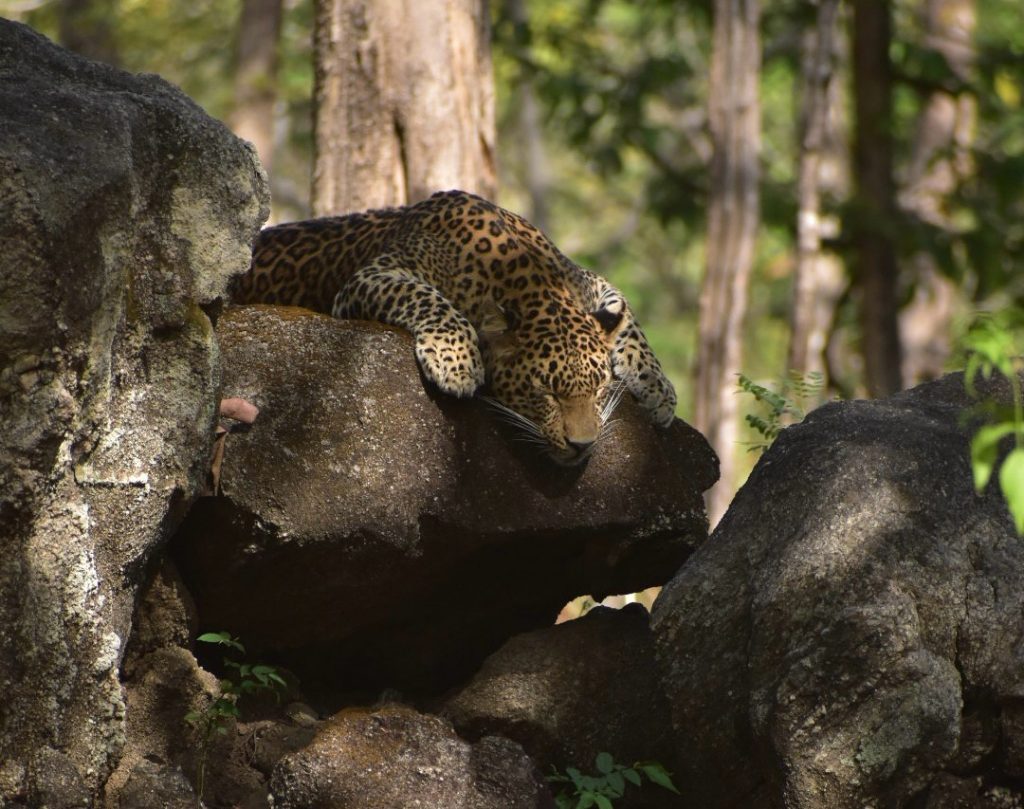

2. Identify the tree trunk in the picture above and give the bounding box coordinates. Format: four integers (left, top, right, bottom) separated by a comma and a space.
898, 0, 976, 385
231, 0, 284, 177
312, 0, 497, 216
506, 0, 551, 233
851, 0, 903, 397
694, 0, 761, 527
788, 0, 846, 381
58, 0, 119, 65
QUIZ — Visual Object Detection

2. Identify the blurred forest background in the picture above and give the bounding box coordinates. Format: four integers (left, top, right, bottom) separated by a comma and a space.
4, 0, 1023, 523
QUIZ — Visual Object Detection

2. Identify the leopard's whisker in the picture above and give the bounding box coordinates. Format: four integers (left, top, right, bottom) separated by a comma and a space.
598, 417, 623, 443
480, 396, 546, 441
600, 381, 627, 424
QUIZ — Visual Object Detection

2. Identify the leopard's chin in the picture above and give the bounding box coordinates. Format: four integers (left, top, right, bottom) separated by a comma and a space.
547, 443, 593, 467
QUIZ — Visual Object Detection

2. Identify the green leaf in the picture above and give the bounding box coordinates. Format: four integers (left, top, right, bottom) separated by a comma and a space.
595, 752, 615, 775
577, 794, 596, 809
999, 447, 1024, 535
964, 354, 983, 397
197, 631, 245, 653
639, 764, 681, 794
971, 423, 1015, 491
577, 775, 602, 792
267, 671, 287, 687
593, 795, 614, 809
622, 768, 642, 787
605, 771, 625, 796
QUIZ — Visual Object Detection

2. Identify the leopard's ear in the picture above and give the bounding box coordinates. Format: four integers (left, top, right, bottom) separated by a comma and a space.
591, 297, 625, 341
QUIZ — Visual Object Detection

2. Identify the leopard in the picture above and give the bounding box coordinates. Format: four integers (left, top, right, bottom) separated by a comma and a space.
229, 190, 676, 465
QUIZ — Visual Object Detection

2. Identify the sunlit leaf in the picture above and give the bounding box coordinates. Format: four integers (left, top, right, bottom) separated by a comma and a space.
639, 763, 681, 794
971, 423, 1015, 491
999, 447, 1024, 534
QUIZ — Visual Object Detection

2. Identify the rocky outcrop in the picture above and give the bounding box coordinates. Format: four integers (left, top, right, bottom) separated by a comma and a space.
172, 304, 717, 697
651, 374, 1024, 808
443, 604, 679, 809
0, 18, 268, 803
269, 703, 552, 809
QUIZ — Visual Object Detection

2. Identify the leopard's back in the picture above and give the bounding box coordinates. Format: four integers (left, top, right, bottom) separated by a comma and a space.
230, 209, 408, 312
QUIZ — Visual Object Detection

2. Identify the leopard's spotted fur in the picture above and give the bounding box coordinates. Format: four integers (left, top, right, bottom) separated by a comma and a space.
230, 190, 676, 464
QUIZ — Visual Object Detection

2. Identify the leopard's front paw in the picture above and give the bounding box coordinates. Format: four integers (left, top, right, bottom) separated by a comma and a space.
414, 334, 486, 398
647, 388, 677, 427
622, 367, 677, 427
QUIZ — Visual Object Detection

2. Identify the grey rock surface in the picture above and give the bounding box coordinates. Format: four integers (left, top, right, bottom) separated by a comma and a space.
173, 304, 717, 695
0, 19, 268, 801
443, 603, 677, 809
651, 374, 1024, 808
269, 703, 553, 809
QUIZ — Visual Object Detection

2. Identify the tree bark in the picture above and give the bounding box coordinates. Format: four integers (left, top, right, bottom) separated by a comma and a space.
851, 0, 903, 397
231, 0, 284, 177
506, 0, 551, 233
694, 0, 761, 527
312, 0, 497, 216
898, 0, 976, 385
788, 0, 846, 381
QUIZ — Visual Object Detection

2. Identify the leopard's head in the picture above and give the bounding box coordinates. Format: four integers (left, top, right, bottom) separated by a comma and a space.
479, 292, 626, 465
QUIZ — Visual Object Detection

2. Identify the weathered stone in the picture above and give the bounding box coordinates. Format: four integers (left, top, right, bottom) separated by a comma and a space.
111, 760, 196, 809
0, 18, 268, 801
443, 603, 677, 809
26, 749, 90, 809
651, 373, 1024, 808
269, 703, 552, 809
172, 304, 716, 696
120, 558, 199, 677
101, 646, 217, 808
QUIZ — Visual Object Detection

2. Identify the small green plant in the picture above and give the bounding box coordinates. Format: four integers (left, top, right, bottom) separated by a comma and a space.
547, 751, 680, 809
184, 631, 287, 806
738, 370, 825, 452
961, 311, 1024, 534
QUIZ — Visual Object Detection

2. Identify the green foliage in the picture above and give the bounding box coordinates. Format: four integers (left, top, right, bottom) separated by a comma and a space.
547, 752, 680, 809
184, 632, 287, 804
961, 311, 1024, 534
738, 370, 825, 452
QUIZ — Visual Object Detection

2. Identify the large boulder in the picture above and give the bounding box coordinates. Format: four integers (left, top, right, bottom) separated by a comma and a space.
0, 19, 268, 803
651, 374, 1024, 808
172, 304, 717, 696
443, 604, 679, 809
269, 703, 552, 809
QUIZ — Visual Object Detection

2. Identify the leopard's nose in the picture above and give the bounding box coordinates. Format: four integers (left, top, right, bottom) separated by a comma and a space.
567, 439, 595, 458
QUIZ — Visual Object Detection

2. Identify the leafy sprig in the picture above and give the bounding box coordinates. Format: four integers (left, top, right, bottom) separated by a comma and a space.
184, 632, 287, 806
547, 751, 680, 809
962, 311, 1024, 534
738, 370, 825, 452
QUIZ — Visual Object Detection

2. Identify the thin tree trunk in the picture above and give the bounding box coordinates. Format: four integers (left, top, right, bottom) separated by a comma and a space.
312, 0, 497, 216
788, 0, 846, 381
694, 0, 761, 527
58, 0, 119, 65
231, 0, 284, 177
851, 0, 903, 397
506, 0, 551, 233
898, 0, 976, 384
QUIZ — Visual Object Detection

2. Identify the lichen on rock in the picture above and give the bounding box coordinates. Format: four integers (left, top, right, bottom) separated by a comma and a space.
0, 18, 268, 802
